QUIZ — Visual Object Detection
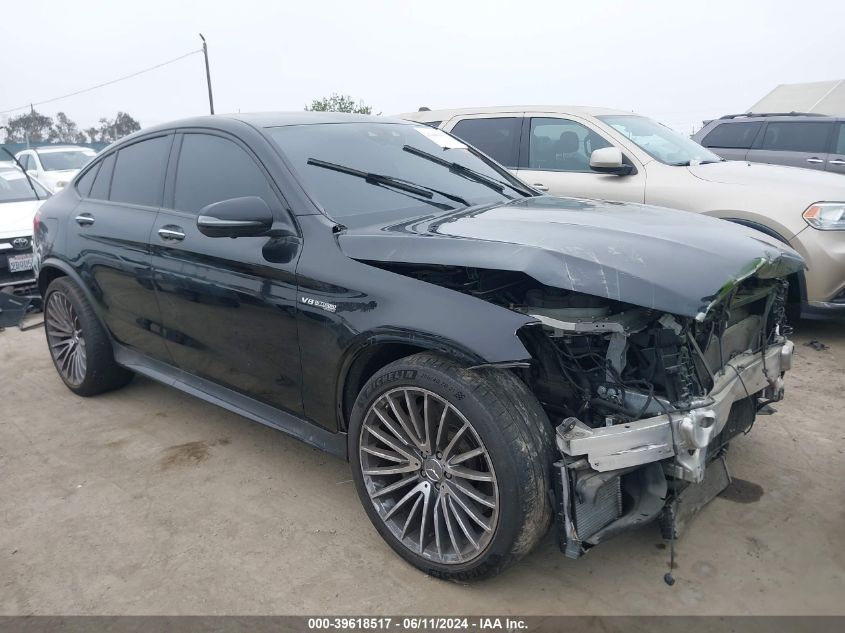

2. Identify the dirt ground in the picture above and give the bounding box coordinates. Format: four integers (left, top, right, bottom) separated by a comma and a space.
1, 317, 843, 615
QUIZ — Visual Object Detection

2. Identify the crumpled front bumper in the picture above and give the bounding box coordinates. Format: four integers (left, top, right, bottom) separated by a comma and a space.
557, 337, 793, 484
552, 337, 793, 558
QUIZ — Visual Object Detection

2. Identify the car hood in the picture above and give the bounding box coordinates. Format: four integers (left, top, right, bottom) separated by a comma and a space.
688, 160, 845, 193
338, 196, 805, 319
0, 199, 41, 240
40, 170, 79, 190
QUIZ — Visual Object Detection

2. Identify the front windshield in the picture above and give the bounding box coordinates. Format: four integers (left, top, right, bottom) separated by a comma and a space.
0, 168, 50, 202
269, 122, 531, 227
598, 115, 722, 166
39, 150, 96, 171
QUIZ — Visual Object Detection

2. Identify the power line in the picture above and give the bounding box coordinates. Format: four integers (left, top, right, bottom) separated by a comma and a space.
0, 49, 203, 116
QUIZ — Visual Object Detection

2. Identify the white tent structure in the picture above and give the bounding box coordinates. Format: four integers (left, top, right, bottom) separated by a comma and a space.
749, 79, 845, 115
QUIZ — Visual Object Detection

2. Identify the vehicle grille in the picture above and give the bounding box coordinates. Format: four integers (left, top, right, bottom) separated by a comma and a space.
1, 236, 35, 287
573, 476, 622, 540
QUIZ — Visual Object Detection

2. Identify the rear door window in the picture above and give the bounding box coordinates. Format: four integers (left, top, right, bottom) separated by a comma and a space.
450, 117, 521, 167
759, 122, 833, 153
701, 121, 762, 149
109, 136, 171, 207
834, 123, 845, 155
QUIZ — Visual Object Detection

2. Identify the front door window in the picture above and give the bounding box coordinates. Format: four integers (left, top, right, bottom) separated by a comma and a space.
528, 118, 611, 172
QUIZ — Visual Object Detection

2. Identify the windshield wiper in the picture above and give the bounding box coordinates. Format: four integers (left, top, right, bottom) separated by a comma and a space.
403, 144, 534, 197
672, 158, 724, 167
1, 147, 40, 200
306, 158, 470, 207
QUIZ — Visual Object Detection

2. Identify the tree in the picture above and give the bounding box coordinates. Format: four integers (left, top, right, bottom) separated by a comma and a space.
96, 111, 141, 142
83, 127, 100, 144
3, 109, 54, 143
50, 112, 85, 143
305, 93, 373, 114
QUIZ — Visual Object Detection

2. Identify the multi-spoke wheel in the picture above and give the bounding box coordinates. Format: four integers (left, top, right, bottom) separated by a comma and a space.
350, 352, 553, 580
360, 387, 499, 564
46, 290, 87, 386
43, 277, 133, 396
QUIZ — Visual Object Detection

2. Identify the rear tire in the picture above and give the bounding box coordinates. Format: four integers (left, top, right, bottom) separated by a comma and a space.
43, 277, 133, 396
349, 352, 553, 581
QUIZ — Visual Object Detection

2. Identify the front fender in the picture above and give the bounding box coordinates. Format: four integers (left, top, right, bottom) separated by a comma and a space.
333, 327, 493, 431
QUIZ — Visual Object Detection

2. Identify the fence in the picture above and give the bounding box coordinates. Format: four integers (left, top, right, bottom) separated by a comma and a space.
0, 141, 109, 158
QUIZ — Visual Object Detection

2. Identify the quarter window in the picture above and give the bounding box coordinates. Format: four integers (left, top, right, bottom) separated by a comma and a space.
450, 117, 521, 167
760, 122, 833, 153
109, 136, 171, 207
89, 153, 116, 200
528, 118, 611, 172
173, 134, 276, 214
701, 121, 762, 149
75, 163, 99, 197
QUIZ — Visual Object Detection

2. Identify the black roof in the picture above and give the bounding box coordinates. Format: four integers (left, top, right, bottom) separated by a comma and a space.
140, 111, 402, 134
97, 112, 414, 154
225, 111, 396, 127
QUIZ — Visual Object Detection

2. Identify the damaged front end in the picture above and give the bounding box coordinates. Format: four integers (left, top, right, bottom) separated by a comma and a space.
345, 197, 804, 558
516, 276, 793, 557
364, 259, 797, 556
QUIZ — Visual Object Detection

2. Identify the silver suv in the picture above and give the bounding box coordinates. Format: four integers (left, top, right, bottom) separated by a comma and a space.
693, 113, 845, 175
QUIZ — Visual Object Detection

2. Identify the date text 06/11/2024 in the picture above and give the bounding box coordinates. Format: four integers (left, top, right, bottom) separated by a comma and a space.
307, 617, 529, 630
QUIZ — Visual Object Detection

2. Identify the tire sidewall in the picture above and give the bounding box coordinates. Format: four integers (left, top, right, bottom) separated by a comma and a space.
43, 277, 129, 396
349, 357, 533, 577
44, 279, 88, 391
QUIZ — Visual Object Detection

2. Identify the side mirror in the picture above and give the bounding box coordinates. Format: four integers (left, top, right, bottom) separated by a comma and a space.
197, 196, 274, 238
590, 147, 633, 175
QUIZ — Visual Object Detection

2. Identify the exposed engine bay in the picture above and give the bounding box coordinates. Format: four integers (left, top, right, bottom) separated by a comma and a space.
369, 263, 794, 557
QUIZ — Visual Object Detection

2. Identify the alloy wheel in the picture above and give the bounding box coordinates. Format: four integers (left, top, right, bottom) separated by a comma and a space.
45, 291, 87, 386
359, 387, 499, 564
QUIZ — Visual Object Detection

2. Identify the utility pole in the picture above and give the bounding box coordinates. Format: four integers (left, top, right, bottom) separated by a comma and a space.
27, 103, 34, 148
199, 34, 215, 115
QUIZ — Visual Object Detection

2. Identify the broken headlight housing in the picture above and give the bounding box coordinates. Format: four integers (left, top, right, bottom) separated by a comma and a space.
803, 202, 845, 230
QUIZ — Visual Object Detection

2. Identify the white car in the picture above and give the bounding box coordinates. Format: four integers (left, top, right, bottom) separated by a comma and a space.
15, 145, 97, 192
400, 106, 845, 319
0, 162, 50, 288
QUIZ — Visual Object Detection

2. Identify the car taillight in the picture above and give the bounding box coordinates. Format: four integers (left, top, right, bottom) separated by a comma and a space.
33, 208, 42, 233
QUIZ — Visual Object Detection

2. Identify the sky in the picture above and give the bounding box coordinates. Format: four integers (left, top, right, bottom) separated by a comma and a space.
1, 0, 843, 135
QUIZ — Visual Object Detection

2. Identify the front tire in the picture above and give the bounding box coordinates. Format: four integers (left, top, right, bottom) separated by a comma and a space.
349, 352, 553, 581
43, 277, 133, 396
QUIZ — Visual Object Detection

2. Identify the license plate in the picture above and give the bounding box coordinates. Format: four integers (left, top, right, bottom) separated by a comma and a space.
8, 253, 34, 273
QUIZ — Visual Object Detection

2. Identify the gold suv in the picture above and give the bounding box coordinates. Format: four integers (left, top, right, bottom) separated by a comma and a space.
402, 105, 845, 319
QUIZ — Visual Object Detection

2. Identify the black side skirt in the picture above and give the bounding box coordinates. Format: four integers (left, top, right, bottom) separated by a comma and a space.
113, 344, 348, 459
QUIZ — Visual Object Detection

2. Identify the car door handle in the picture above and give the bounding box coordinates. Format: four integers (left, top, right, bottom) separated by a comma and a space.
75, 214, 94, 226
806, 157, 824, 164
829, 159, 845, 166
532, 183, 550, 191
158, 226, 186, 241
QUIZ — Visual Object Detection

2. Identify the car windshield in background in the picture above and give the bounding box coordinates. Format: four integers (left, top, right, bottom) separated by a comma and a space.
269, 122, 531, 226
599, 115, 723, 166
0, 169, 49, 202
38, 150, 96, 171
